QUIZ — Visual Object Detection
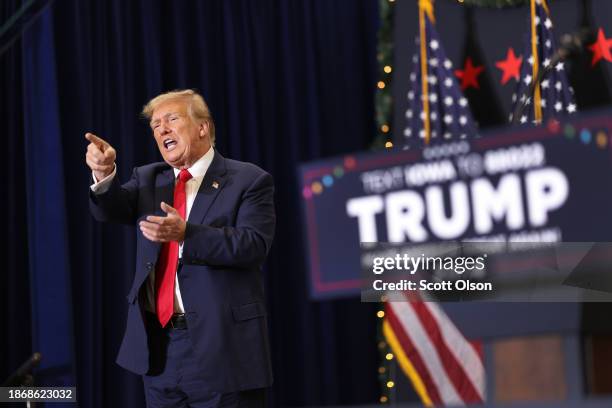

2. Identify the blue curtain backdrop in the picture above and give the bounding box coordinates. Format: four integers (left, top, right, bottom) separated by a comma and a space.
1, 0, 381, 406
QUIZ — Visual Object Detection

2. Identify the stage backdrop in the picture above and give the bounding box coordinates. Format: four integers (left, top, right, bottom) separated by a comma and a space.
1, 0, 381, 406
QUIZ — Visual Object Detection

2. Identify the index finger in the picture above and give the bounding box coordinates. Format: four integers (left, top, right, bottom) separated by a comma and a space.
144, 215, 167, 225
85, 133, 109, 150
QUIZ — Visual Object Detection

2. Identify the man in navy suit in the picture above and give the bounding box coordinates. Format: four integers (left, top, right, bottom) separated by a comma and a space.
85, 89, 275, 407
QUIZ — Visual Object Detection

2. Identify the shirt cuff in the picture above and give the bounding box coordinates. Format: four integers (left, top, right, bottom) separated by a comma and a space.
90, 164, 117, 194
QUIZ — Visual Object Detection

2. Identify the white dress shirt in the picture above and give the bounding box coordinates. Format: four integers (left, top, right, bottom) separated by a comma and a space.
90, 147, 215, 313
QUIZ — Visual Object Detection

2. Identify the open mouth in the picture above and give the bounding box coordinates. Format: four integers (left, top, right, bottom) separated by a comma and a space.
163, 139, 178, 151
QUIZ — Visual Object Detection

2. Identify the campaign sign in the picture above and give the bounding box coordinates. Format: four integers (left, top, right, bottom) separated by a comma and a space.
299, 110, 612, 300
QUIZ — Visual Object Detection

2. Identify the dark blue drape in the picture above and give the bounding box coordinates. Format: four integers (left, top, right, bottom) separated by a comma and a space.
2, 0, 381, 406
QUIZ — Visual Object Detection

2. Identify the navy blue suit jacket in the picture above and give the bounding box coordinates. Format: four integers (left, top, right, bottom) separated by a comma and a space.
89, 151, 275, 392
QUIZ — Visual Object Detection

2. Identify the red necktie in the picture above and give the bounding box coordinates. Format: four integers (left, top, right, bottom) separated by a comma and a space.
155, 169, 192, 327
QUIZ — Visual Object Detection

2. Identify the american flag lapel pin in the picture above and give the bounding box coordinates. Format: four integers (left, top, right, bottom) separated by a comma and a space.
212, 181, 219, 189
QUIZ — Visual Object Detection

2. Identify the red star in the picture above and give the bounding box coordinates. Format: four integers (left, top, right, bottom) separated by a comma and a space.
495, 48, 523, 85
588, 28, 612, 66
454, 57, 484, 90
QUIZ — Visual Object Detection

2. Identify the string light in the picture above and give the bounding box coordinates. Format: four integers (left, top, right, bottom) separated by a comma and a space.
384, 65, 392, 73
381, 124, 389, 133
377, 81, 386, 89
387, 381, 395, 388
385, 141, 393, 148
377, 310, 385, 318
380, 396, 389, 403
385, 353, 394, 361
378, 366, 386, 374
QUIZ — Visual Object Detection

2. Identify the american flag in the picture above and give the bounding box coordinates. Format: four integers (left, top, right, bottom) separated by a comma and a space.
384, 292, 485, 406
389, 2, 486, 406
402, 2, 478, 148
510, 0, 576, 124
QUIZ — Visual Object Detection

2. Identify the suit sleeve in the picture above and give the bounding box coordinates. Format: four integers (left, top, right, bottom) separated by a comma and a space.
182, 171, 276, 268
89, 167, 140, 225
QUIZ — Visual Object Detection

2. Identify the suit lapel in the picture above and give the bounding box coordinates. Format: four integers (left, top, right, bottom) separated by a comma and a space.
154, 167, 175, 216
188, 150, 227, 224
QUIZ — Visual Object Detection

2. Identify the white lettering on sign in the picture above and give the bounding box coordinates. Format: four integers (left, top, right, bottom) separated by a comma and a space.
346, 167, 569, 243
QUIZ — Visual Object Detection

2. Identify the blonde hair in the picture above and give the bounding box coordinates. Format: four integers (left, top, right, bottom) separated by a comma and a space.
142, 89, 216, 146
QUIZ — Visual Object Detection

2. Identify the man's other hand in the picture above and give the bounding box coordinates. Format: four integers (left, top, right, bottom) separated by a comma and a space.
85, 132, 116, 181
139, 202, 187, 243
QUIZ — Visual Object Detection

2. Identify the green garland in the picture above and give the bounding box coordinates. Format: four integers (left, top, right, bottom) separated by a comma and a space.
373, 0, 395, 404
373, 0, 395, 151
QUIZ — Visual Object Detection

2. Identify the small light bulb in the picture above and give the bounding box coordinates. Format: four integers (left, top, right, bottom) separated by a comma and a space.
387, 381, 395, 388
385, 141, 393, 148
377, 81, 386, 89
384, 65, 392, 74
381, 124, 390, 133
377, 310, 385, 318
385, 353, 394, 361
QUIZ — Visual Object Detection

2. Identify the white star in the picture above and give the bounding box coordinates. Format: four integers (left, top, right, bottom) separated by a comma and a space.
459, 98, 468, 107
525, 97, 531, 105
512, 93, 517, 102
555, 62, 564, 72
444, 78, 453, 88
408, 91, 415, 100
569, 86, 575, 95
444, 59, 453, 69
429, 93, 438, 103
419, 129, 426, 138
545, 39, 552, 48
412, 55, 419, 63
528, 56, 534, 66
520, 94, 527, 103
524, 75, 532, 85
420, 111, 426, 121
444, 114, 453, 124
555, 81, 562, 91
541, 79, 550, 89
508, 113, 514, 121
567, 103, 576, 113
544, 18, 552, 29
429, 58, 439, 67
459, 133, 467, 139
404, 128, 412, 137
534, 16, 540, 25
405, 110, 413, 119
430, 112, 438, 121
543, 58, 551, 67
444, 132, 452, 139
431, 131, 438, 138
540, 99, 547, 108
428, 76, 438, 85
444, 96, 453, 106
430, 40, 439, 50
459, 116, 467, 126
554, 102, 563, 112
410, 73, 417, 82
520, 115, 527, 124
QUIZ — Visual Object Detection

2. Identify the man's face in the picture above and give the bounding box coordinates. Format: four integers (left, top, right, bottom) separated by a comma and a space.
150, 100, 210, 169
